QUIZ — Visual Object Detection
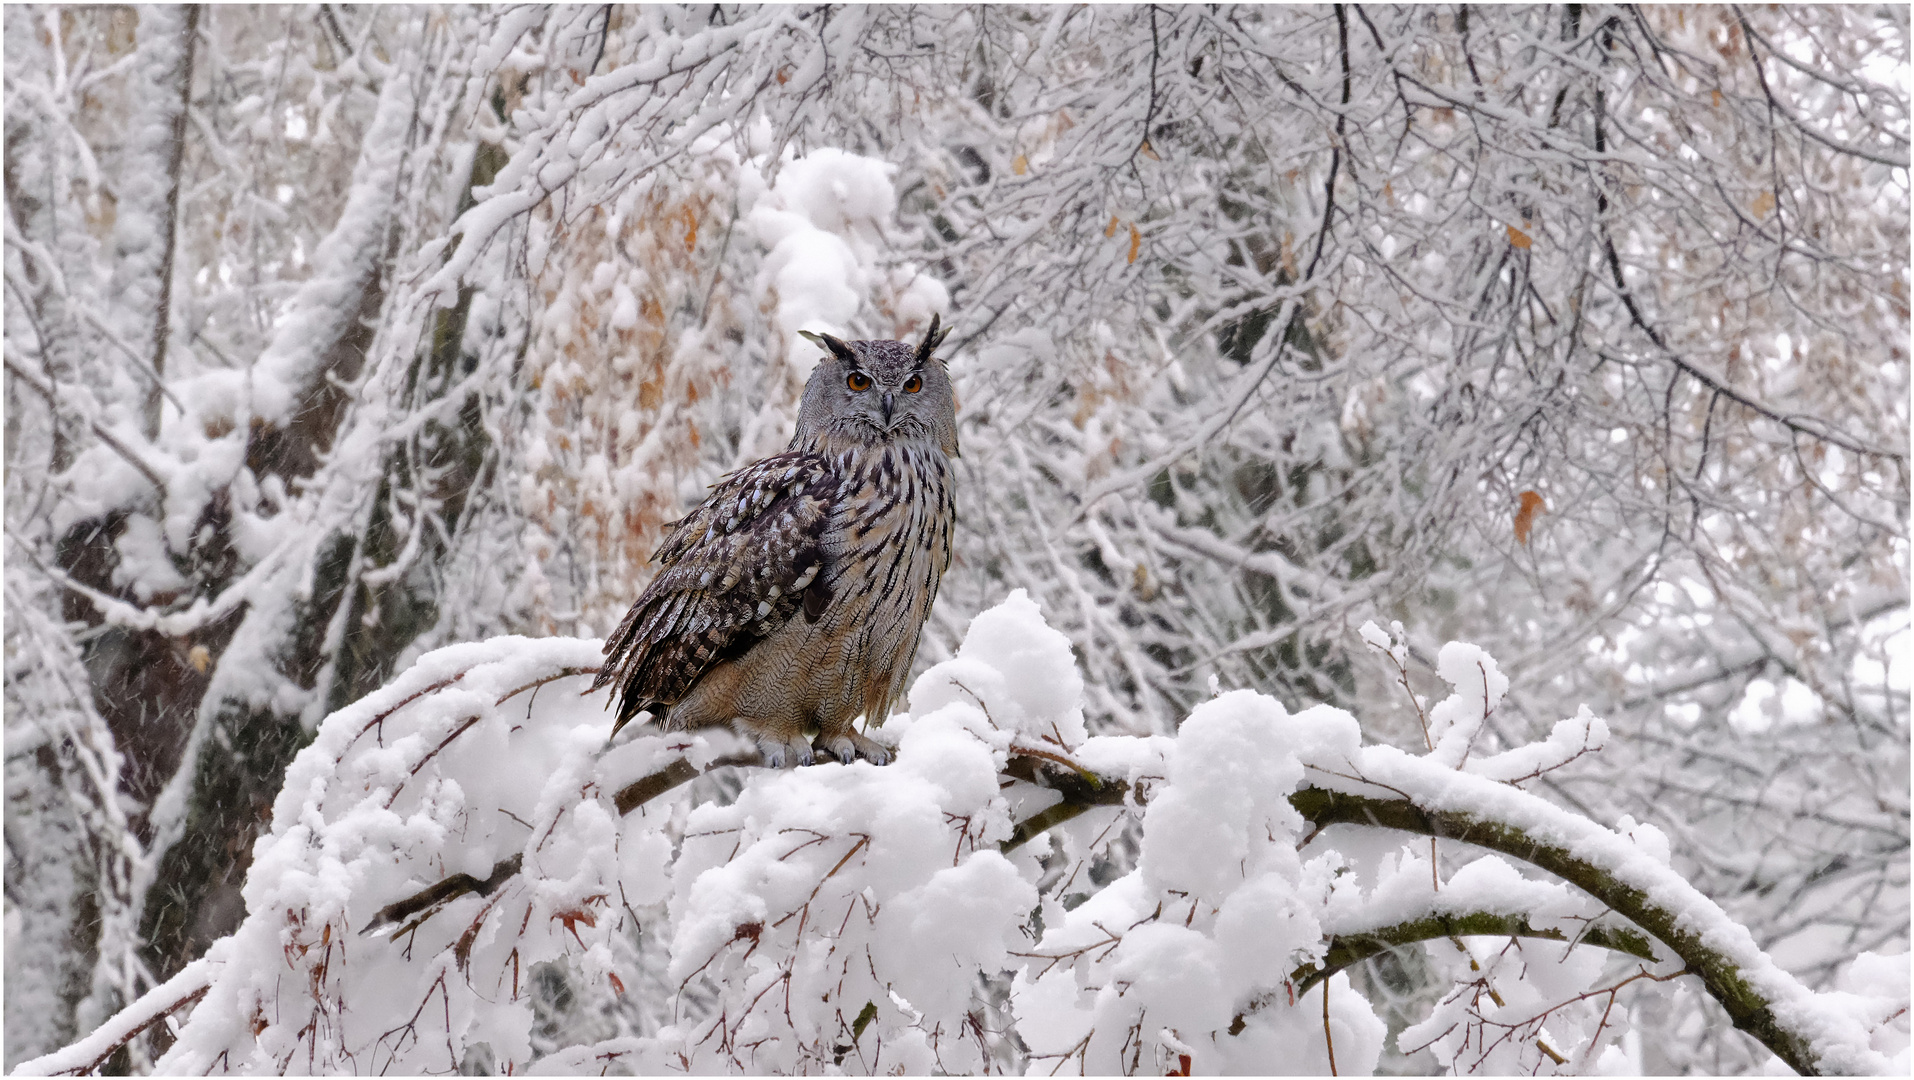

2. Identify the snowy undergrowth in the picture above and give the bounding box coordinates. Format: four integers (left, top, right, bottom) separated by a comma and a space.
26, 594, 1905, 1076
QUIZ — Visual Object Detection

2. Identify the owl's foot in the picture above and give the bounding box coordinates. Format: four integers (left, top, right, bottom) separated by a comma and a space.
754, 732, 816, 769
814, 730, 892, 766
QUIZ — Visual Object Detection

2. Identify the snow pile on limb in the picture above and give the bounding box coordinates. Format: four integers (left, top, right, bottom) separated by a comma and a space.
1015, 689, 1392, 1075
21, 599, 1904, 1076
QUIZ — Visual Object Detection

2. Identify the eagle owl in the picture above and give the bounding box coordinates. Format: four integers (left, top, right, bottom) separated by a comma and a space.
592, 316, 957, 767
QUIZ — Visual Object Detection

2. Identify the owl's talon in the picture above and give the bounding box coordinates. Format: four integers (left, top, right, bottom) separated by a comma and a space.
815, 731, 892, 766
757, 734, 815, 768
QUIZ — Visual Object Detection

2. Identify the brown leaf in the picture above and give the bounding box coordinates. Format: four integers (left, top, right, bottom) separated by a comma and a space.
683, 204, 698, 252
1105, 214, 1121, 238
1506, 224, 1533, 250
554, 907, 597, 948
1751, 190, 1776, 218
1012, 154, 1028, 176
1139, 139, 1161, 161
1514, 490, 1547, 546
1128, 223, 1142, 265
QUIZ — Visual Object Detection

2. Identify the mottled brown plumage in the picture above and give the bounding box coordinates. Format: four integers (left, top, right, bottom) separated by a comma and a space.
592, 316, 957, 766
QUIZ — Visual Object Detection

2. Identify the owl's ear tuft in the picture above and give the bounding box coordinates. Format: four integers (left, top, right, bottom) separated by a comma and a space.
798, 330, 856, 361
912, 314, 953, 367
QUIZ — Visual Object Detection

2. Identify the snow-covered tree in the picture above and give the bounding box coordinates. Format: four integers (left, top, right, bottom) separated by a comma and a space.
6, 5, 1905, 1074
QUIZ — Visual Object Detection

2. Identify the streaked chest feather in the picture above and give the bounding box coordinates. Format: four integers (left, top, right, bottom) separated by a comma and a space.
828, 442, 954, 622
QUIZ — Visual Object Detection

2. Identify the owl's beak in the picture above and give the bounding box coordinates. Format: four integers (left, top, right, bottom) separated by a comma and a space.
881, 391, 895, 426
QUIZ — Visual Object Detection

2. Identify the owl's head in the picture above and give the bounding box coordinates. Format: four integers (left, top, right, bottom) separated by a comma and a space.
794, 315, 958, 456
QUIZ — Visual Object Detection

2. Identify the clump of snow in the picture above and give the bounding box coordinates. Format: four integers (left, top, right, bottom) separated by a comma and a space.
1467, 704, 1609, 784
1828, 950, 1911, 1068
1615, 814, 1673, 866
1139, 690, 1307, 901
1426, 640, 1508, 767
749, 148, 934, 379
908, 588, 1087, 747
1358, 617, 1408, 667
1015, 687, 1385, 1074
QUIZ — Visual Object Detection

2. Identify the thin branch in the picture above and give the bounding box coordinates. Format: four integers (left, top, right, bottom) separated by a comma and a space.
1731, 5, 1909, 169
359, 748, 763, 937
3, 353, 169, 492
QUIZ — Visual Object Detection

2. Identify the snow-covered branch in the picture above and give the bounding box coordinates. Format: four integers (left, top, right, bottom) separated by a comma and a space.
22, 595, 1906, 1076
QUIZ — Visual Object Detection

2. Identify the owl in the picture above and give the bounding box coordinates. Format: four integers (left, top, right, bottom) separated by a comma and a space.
592, 316, 958, 767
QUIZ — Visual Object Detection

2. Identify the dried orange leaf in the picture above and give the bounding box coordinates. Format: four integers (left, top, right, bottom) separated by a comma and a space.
1105, 214, 1121, 238
1752, 190, 1776, 218
1128, 223, 1141, 265
1139, 139, 1161, 161
1507, 224, 1533, 249
1514, 490, 1547, 546
1012, 154, 1028, 176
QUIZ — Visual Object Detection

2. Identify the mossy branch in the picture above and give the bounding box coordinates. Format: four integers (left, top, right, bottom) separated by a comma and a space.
1227, 911, 1666, 1035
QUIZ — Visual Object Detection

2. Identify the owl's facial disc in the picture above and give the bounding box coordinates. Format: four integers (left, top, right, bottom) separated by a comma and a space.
793, 328, 954, 454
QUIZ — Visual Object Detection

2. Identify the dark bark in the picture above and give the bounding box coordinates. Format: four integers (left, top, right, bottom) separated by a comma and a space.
142, 5, 200, 440
137, 132, 506, 982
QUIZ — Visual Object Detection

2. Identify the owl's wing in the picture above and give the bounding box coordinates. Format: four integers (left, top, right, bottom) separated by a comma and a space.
593, 451, 838, 733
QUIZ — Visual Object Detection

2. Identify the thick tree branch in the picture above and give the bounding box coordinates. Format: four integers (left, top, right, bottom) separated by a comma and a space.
1006, 755, 1837, 1074
1228, 911, 1666, 1035
1287, 787, 1825, 1075
144, 4, 200, 439
38, 731, 1858, 1076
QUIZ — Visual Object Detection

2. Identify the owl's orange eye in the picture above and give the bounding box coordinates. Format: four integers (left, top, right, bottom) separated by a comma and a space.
846, 372, 872, 392
903, 374, 923, 394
